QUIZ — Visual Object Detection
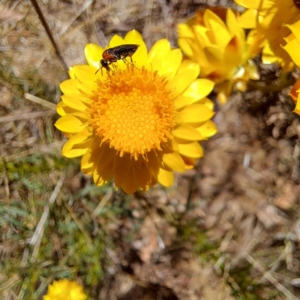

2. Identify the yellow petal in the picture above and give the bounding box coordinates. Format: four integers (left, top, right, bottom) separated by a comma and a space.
81, 149, 94, 173
193, 25, 211, 48
71, 66, 98, 93
203, 45, 224, 65
62, 93, 91, 108
178, 141, 204, 158
224, 37, 244, 69
73, 65, 96, 82
56, 102, 67, 116
60, 77, 95, 97
181, 155, 196, 169
197, 120, 218, 138
147, 150, 162, 176
55, 115, 87, 133
286, 20, 300, 43
174, 96, 195, 110
204, 10, 231, 48
172, 124, 203, 141
170, 63, 200, 98
69, 111, 89, 122
124, 30, 148, 65
246, 29, 265, 58
93, 168, 110, 186
227, 9, 244, 42
157, 168, 174, 187
114, 154, 154, 193
179, 103, 215, 124
177, 23, 195, 39
200, 98, 214, 110
159, 49, 182, 78
234, 0, 262, 9
147, 39, 171, 69
237, 9, 258, 28
60, 79, 80, 95
175, 95, 214, 111
109, 35, 124, 47
85, 43, 103, 70
93, 171, 106, 186
262, 43, 278, 64
135, 163, 153, 191
163, 152, 185, 172
283, 37, 300, 68
62, 128, 92, 158
93, 145, 114, 184
69, 67, 75, 79
172, 139, 179, 152
124, 29, 144, 44
183, 79, 215, 100
113, 154, 131, 187
176, 59, 200, 76
178, 37, 194, 58
61, 95, 90, 112
121, 167, 139, 194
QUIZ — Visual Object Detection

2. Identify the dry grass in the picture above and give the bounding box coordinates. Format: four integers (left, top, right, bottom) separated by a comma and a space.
1, 0, 300, 299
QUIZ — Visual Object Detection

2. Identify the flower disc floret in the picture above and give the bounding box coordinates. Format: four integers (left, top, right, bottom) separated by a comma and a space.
89, 67, 175, 160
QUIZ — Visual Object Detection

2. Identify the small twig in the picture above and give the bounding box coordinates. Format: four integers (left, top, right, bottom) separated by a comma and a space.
29, 174, 65, 259
29, 0, 68, 74
92, 187, 114, 217
24, 93, 56, 110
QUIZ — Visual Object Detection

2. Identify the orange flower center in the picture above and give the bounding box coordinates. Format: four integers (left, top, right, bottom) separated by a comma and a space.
89, 66, 175, 160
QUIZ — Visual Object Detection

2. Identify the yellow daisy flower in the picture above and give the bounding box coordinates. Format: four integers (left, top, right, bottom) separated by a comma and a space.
235, 0, 300, 70
177, 8, 260, 103
43, 279, 87, 300
55, 30, 217, 194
